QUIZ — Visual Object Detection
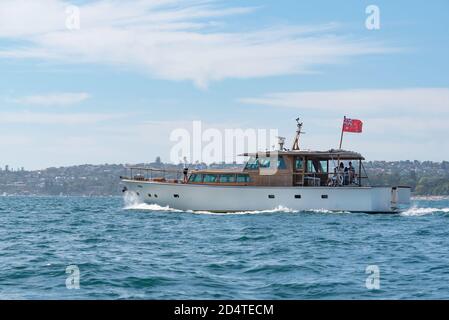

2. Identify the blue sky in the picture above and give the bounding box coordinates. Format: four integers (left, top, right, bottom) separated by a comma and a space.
0, 0, 448, 169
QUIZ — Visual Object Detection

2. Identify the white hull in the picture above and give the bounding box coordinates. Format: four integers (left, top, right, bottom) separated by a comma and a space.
122, 180, 411, 213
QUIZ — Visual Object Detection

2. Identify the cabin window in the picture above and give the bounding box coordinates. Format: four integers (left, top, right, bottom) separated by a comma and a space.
259, 158, 271, 168
236, 174, 250, 183
203, 174, 218, 183
244, 157, 259, 170
307, 159, 328, 173
148, 194, 152, 197
295, 194, 301, 199
321, 195, 328, 199
320, 160, 328, 173
268, 195, 275, 199
278, 156, 287, 169
219, 174, 236, 183
174, 194, 179, 198
307, 160, 317, 173
258, 156, 287, 169
295, 158, 303, 170
189, 174, 203, 183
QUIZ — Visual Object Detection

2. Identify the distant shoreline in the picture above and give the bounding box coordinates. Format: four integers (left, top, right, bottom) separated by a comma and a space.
1, 160, 449, 196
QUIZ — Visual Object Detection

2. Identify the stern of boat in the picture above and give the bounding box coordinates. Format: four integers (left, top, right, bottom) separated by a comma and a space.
391, 186, 411, 210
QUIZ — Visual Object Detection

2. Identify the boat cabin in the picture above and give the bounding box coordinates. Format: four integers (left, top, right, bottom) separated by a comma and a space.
123, 119, 368, 188
187, 149, 365, 187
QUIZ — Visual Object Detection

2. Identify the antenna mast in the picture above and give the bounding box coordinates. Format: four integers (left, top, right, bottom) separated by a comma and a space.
292, 118, 305, 151
276, 136, 286, 151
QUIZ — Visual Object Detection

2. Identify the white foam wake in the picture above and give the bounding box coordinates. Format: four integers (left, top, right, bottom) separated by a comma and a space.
125, 203, 183, 212
189, 205, 299, 215
412, 196, 449, 201
400, 207, 449, 216
123, 192, 182, 212
189, 206, 351, 215
308, 209, 351, 214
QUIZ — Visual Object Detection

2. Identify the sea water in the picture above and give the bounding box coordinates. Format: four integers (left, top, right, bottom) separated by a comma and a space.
1, 195, 449, 299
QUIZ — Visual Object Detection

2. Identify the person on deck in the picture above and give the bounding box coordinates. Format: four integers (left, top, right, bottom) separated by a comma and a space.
344, 166, 349, 185
337, 162, 345, 186
328, 167, 338, 186
348, 162, 355, 184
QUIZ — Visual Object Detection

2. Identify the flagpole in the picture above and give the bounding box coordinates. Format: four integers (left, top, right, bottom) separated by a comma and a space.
339, 116, 346, 149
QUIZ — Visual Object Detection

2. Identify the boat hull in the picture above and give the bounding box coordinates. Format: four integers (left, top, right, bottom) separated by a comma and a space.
122, 180, 409, 213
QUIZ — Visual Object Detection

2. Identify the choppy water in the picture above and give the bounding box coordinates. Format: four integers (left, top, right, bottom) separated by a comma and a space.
1, 195, 449, 299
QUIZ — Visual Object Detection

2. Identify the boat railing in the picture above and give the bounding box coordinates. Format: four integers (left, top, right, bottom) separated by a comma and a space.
120, 167, 188, 184
296, 172, 370, 187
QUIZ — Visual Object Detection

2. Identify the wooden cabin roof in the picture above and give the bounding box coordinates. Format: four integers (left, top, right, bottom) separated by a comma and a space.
240, 149, 365, 160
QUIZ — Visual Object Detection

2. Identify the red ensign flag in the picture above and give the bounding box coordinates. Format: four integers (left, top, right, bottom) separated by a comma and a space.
342, 117, 363, 133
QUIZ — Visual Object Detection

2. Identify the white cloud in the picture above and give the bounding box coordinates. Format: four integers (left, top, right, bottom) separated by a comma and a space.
13, 92, 90, 106
239, 88, 449, 114
0, 0, 393, 87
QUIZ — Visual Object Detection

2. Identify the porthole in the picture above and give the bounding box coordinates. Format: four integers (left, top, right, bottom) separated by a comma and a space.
154, 194, 158, 198
174, 194, 179, 198
268, 195, 275, 199
148, 194, 152, 197
295, 195, 301, 199
321, 195, 328, 199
